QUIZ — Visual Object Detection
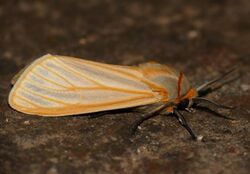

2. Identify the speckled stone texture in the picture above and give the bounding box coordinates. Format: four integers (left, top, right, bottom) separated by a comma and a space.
0, 0, 249, 174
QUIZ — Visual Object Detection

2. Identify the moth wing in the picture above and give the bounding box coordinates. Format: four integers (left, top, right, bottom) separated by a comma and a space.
8, 54, 162, 116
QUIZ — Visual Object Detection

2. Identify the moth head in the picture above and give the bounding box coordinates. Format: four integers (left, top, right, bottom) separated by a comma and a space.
175, 87, 197, 110
177, 98, 192, 109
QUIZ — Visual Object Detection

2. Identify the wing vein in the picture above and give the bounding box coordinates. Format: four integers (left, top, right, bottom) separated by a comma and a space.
40, 64, 75, 88
77, 95, 156, 108
69, 58, 142, 81
21, 86, 68, 105
15, 95, 39, 108
53, 58, 104, 87
27, 74, 68, 91
32, 70, 68, 89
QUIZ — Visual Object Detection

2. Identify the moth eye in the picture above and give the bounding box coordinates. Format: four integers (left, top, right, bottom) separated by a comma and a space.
178, 99, 190, 109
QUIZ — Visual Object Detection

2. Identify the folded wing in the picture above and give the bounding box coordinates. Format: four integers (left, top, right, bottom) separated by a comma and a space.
8, 54, 162, 116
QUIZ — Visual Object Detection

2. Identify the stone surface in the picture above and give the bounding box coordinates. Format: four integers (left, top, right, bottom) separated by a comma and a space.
0, 0, 249, 174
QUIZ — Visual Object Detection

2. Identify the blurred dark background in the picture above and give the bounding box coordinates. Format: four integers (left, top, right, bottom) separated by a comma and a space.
0, 0, 249, 174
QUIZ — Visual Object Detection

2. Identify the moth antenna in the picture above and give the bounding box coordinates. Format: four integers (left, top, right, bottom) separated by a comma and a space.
192, 97, 235, 109
196, 65, 239, 95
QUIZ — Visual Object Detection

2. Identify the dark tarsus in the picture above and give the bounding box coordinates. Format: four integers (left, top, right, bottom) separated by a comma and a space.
173, 109, 198, 140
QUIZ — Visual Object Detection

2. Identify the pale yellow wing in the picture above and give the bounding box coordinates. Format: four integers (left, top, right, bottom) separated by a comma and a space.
8, 54, 162, 116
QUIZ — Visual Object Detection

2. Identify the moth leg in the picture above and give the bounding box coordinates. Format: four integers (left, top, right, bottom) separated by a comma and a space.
173, 109, 202, 141
88, 111, 110, 119
129, 113, 156, 135
193, 97, 235, 109
131, 105, 150, 114
194, 106, 235, 120
129, 103, 168, 135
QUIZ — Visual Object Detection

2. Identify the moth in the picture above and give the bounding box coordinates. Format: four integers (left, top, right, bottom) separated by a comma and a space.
8, 54, 237, 140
